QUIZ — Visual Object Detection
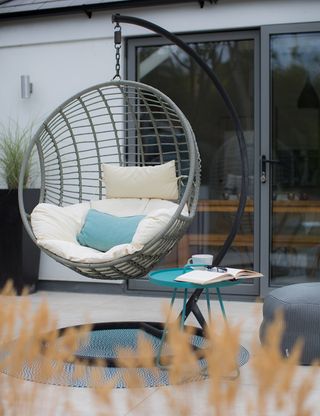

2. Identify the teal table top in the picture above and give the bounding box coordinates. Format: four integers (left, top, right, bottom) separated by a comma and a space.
149, 267, 242, 289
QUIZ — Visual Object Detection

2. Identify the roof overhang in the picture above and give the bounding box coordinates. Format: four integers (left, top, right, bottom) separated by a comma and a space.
0, 0, 216, 20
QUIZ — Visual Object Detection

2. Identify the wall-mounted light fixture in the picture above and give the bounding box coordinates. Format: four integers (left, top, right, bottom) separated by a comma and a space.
21, 75, 33, 99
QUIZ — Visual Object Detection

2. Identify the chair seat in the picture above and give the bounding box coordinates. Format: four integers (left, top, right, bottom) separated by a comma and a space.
31, 198, 187, 264
260, 283, 320, 365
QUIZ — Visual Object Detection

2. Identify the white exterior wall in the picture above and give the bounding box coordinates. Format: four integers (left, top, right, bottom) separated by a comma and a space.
0, 0, 319, 282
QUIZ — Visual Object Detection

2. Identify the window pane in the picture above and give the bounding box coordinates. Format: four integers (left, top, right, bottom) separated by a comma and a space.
270, 32, 320, 285
137, 39, 255, 270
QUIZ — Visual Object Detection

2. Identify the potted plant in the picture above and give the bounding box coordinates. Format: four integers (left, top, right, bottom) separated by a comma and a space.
0, 122, 40, 294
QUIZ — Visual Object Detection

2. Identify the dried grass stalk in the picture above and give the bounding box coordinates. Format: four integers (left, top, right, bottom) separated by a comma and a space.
0, 291, 318, 415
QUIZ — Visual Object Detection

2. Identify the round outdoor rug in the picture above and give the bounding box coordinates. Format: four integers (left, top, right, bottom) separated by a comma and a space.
0, 322, 249, 388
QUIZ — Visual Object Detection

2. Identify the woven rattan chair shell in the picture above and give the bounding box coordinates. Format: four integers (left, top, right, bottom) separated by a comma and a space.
19, 80, 201, 280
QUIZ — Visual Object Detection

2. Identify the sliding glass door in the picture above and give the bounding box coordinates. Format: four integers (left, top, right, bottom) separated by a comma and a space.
128, 31, 260, 295
261, 23, 320, 295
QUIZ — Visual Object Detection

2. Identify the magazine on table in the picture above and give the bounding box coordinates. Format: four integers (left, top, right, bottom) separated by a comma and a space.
175, 267, 263, 285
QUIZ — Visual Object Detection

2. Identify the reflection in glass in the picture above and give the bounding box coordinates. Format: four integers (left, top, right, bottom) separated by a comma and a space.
136, 39, 255, 271
271, 32, 320, 285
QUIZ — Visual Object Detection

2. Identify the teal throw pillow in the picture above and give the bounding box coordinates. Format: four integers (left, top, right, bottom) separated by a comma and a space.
77, 209, 145, 252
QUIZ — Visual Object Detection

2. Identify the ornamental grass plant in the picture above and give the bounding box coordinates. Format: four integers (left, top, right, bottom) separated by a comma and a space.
0, 121, 35, 189
0, 285, 318, 415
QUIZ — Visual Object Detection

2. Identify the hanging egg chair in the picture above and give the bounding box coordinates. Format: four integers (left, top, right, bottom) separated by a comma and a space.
16, 15, 250, 374
18, 79, 201, 280
19, 13, 248, 285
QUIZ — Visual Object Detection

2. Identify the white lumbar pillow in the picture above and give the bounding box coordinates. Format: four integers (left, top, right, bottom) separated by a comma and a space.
102, 160, 179, 200
31, 198, 187, 264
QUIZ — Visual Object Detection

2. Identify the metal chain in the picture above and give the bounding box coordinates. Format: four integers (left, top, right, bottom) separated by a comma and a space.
113, 23, 121, 80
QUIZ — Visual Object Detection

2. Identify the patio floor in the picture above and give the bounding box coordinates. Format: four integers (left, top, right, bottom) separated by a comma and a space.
1, 289, 320, 415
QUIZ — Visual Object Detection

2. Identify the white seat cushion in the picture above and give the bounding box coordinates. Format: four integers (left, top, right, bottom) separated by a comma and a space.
31, 199, 188, 264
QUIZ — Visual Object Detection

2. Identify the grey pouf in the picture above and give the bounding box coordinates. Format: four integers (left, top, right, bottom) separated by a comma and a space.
260, 283, 320, 365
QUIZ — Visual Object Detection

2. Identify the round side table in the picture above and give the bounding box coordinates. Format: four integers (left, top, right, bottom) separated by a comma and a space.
149, 267, 241, 366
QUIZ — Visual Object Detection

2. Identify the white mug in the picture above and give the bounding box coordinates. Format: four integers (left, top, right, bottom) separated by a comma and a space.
187, 254, 213, 267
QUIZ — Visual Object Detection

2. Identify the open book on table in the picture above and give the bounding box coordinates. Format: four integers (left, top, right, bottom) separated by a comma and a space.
175, 267, 263, 285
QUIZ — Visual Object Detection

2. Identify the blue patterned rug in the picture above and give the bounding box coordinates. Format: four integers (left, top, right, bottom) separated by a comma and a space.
0, 324, 249, 388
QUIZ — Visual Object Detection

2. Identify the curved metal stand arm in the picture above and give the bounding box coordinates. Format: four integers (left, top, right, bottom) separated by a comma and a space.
112, 13, 249, 267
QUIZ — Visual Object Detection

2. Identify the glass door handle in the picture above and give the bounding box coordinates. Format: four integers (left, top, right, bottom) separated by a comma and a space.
261, 155, 280, 183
